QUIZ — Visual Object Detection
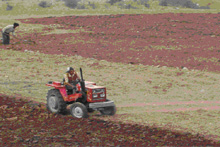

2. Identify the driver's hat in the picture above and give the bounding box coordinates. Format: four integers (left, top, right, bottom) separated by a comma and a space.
67, 67, 74, 72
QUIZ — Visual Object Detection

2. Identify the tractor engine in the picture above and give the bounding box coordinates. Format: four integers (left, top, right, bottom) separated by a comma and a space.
85, 82, 107, 103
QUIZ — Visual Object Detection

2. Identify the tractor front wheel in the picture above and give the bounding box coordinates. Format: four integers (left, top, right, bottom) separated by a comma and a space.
70, 102, 88, 118
47, 89, 66, 114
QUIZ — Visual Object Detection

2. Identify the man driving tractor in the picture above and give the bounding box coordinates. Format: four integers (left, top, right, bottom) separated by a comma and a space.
63, 67, 80, 95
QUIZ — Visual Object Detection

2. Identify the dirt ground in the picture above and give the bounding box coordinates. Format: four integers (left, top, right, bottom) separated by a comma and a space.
0, 93, 219, 146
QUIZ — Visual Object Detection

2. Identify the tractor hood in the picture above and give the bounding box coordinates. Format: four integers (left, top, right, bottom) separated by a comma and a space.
84, 81, 107, 102
85, 81, 96, 86
85, 81, 105, 89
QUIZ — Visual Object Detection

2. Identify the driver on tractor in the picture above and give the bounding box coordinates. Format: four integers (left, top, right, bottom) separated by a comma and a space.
63, 67, 80, 95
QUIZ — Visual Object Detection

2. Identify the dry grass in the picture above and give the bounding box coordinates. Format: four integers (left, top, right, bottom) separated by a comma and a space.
1, 48, 220, 104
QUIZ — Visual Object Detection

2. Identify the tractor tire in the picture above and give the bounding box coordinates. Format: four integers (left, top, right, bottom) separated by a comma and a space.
46, 89, 66, 114
70, 102, 88, 118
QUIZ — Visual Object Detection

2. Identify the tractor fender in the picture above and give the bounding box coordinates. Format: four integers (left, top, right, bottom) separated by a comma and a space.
58, 87, 68, 101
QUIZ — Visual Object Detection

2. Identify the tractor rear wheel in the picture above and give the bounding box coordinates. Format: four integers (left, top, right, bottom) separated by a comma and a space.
70, 102, 88, 118
46, 89, 66, 114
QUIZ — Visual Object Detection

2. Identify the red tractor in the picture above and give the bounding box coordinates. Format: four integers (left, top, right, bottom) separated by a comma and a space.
46, 68, 116, 118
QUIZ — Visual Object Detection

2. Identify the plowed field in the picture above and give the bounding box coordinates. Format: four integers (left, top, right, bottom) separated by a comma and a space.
3, 13, 220, 72
0, 94, 219, 146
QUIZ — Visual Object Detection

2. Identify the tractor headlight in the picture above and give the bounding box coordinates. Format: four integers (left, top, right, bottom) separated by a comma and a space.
100, 93, 105, 97
93, 94, 98, 98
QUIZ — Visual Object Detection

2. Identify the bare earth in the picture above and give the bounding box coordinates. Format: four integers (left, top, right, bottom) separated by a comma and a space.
0, 93, 220, 146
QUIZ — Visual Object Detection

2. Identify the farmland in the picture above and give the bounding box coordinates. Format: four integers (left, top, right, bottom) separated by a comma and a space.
0, 93, 219, 146
0, 0, 220, 146
11, 13, 220, 72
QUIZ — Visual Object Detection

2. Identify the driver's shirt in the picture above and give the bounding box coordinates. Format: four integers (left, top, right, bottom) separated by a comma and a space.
64, 72, 79, 85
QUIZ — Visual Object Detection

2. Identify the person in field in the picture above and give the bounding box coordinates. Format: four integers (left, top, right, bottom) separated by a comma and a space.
63, 67, 80, 95
1, 23, 19, 45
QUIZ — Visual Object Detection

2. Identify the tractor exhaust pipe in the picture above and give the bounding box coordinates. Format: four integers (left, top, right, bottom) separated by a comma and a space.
80, 68, 86, 103
80, 68, 84, 81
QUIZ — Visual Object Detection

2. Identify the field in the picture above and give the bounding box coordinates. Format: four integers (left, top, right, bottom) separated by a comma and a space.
0, 93, 219, 146
0, 0, 220, 146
